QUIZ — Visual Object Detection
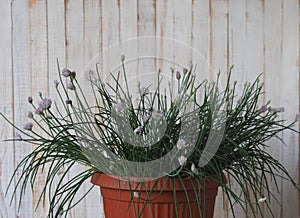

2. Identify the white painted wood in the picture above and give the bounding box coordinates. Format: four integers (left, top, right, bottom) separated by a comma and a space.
192, 0, 211, 82
29, 1, 49, 216
65, 1, 86, 217
120, 0, 138, 103
228, 0, 247, 217
83, 1, 103, 217
263, 1, 283, 217
280, 0, 299, 217
101, 0, 120, 92
0, 1, 299, 217
244, 1, 265, 217
0, 0, 14, 217
156, 0, 174, 72
174, 0, 192, 69
210, 1, 229, 217
47, 0, 68, 217
137, 0, 157, 94
11, 0, 33, 217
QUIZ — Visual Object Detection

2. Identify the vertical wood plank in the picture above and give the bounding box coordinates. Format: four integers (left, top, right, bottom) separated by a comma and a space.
29, 0, 49, 216
156, 0, 174, 68
228, 0, 247, 217
0, 0, 14, 217
174, 0, 192, 68
101, 0, 120, 86
210, 0, 229, 77
264, 0, 283, 217
65, 0, 85, 217
155, 0, 174, 94
137, 0, 156, 91
244, 1, 264, 216
281, 0, 299, 217
210, 1, 229, 217
192, 0, 210, 80
47, 0, 67, 216
120, 0, 138, 98
11, 0, 33, 217
83, 0, 102, 217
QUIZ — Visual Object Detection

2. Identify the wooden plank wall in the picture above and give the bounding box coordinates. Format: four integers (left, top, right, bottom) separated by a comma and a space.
0, 0, 299, 217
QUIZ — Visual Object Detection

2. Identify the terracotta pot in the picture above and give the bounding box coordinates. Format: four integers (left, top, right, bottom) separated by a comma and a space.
91, 173, 220, 218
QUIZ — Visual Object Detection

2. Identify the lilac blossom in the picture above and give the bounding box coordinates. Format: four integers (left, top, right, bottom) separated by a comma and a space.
23, 122, 33, 131
62, 68, 71, 77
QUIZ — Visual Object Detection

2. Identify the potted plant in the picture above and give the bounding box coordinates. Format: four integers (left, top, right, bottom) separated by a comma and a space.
1, 57, 299, 218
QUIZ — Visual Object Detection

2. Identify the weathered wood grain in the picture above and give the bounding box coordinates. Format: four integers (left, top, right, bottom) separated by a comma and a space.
228, 0, 247, 217
0, 1, 299, 217
0, 0, 14, 217
11, 0, 33, 217
29, 0, 49, 216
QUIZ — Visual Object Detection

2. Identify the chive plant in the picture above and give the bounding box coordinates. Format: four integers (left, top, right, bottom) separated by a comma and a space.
1, 58, 299, 218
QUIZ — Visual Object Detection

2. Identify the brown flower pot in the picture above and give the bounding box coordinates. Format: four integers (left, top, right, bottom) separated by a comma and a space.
91, 173, 220, 218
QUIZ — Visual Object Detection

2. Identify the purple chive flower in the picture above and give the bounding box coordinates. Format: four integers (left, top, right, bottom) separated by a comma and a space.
121, 54, 125, 62
62, 68, 71, 77
269, 106, 284, 113
183, 68, 188, 74
27, 111, 33, 119
115, 101, 126, 112
134, 126, 143, 134
70, 71, 76, 79
142, 114, 150, 122
176, 71, 181, 80
260, 105, 268, 112
178, 155, 187, 166
67, 83, 75, 90
140, 87, 149, 95
54, 79, 59, 87
40, 98, 52, 109
176, 139, 188, 150
15, 133, 22, 140
28, 96, 33, 104
23, 122, 33, 131
35, 106, 43, 115
279, 107, 285, 112
152, 110, 164, 119
66, 99, 72, 105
